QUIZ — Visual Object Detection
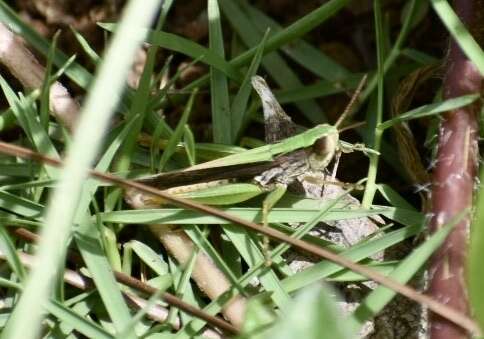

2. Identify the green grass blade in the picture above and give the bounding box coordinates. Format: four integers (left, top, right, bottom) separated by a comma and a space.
231, 30, 268, 140
222, 225, 292, 308
45, 300, 114, 339
0, 163, 39, 177
183, 125, 196, 165
74, 114, 140, 220
70, 27, 101, 63
129, 240, 169, 276
0, 225, 26, 280
0, 77, 60, 177
430, 0, 484, 75
376, 184, 417, 210
0, 190, 44, 218
184, 225, 244, 288
39, 31, 60, 129
159, 90, 198, 170
378, 93, 479, 130
2, 1, 161, 338
326, 261, 398, 282
362, 0, 385, 208
0, 108, 16, 131
209, 0, 232, 144
99, 206, 387, 225
401, 48, 439, 64
74, 224, 135, 338
69, 118, 144, 332
469, 169, 484, 331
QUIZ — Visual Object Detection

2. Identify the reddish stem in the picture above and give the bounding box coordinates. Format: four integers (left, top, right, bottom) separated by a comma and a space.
429, 1, 482, 338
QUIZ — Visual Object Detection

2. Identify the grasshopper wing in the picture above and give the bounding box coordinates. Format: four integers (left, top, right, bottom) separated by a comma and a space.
135, 161, 279, 189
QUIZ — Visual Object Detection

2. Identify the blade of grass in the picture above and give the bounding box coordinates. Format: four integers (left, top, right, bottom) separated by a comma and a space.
129, 240, 169, 276
469, 169, 484, 331
183, 125, 196, 165
0, 78, 60, 177
1, 1, 161, 338
0, 190, 44, 218
70, 27, 101, 64
222, 225, 292, 308
208, 0, 232, 144
69, 117, 144, 332
0, 225, 26, 280
378, 93, 479, 130
231, 30, 268, 140
166, 245, 198, 327
430, 0, 484, 75
45, 300, 114, 339
99, 206, 389, 225
362, 0, 385, 208
401, 48, 439, 64
224, 0, 351, 70
159, 89, 198, 170
326, 261, 398, 282
39, 31, 60, 129
184, 225, 246, 291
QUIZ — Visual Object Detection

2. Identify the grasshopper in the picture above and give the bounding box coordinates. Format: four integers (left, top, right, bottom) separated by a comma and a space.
130, 75, 371, 265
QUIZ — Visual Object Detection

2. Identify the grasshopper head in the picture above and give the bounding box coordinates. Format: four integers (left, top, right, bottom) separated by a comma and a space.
308, 130, 339, 171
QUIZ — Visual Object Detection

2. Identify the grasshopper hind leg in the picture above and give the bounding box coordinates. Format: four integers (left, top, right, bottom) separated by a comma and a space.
261, 184, 287, 266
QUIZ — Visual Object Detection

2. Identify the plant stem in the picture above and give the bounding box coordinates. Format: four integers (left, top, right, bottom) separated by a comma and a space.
428, 1, 482, 338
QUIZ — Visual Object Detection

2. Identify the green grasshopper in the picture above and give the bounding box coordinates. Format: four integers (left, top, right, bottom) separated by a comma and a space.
132, 75, 372, 264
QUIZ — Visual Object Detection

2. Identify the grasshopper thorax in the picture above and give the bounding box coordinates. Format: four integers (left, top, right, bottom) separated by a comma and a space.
308, 130, 339, 171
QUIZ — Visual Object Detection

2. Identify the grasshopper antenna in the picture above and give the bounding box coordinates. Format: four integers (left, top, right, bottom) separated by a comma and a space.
334, 74, 368, 129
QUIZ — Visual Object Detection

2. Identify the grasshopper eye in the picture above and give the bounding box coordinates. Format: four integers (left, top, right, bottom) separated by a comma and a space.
312, 133, 339, 157
308, 132, 339, 170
